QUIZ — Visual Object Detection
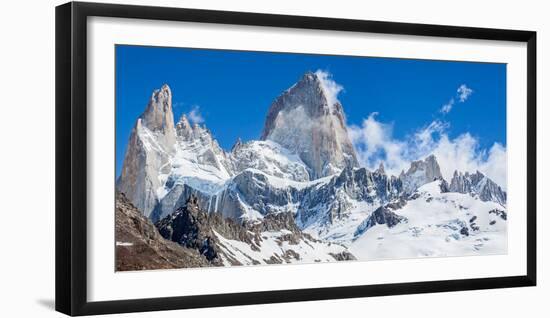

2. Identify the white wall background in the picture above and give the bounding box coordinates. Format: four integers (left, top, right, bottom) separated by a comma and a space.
0, 0, 546, 317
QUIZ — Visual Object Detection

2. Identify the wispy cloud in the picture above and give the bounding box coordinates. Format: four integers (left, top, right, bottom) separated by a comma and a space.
457, 84, 473, 102
187, 105, 204, 124
348, 114, 506, 189
314, 69, 343, 107
440, 99, 455, 114
348, 113, 408, 173
439, 84, 474, 114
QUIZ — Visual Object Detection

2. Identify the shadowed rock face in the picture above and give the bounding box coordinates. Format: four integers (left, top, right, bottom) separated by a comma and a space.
354, 205, 408, 237
155, 195, 355, 266
260, 72, 358, 179
368, 206, 407, 228
115, 192, 210, 271
155, 195, 250, 265
296, 166, 404, 228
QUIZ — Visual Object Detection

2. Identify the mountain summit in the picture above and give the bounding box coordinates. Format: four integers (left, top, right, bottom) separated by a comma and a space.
117, 84, 177, 217
260, 71, 359, 179
140, 84, 177, 148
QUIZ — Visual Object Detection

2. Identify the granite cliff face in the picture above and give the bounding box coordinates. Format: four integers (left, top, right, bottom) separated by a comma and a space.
260, 72, 359, 179
140, 84, 177, 147
117, 85, 177, 217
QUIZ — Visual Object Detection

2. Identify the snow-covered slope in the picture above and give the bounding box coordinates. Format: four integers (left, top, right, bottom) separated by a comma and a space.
230, 140, 310, 182
155, 195, 354, 266
158, 114, 232, 198
349, 181, 507, 260
152, 142, 327, 222
214, 229, 352, 266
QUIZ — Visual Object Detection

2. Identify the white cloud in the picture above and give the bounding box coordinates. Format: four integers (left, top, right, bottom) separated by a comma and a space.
457, 84, 473, 102
348, 114, 506, 189
478, 142, 507, 188
439, 84, 473, 114
413, 120, 449, 154
187, 105, 204, 124
440, 98, 455, 114
348, 113, 408, 175
314, 70, 343, 108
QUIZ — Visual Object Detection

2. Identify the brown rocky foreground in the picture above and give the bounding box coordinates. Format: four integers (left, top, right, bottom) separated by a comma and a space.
115, 192, 211, 271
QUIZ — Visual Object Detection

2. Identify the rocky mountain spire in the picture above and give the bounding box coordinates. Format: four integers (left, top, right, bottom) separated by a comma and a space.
140, 84, 177, 149
117, 84, 177, 217
231, 137, 243, 152
175, 114, 193, 140
400, 155, 443, 193
260, 71, 359, 179
375, 162, 386, 175
449, 170, 506, 205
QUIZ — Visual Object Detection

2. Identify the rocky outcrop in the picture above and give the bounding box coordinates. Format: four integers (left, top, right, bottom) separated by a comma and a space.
156, 163, 406, 230
155, 195, 355, 266
400, 155, 443, 194
228, 170, 303, 215
260, 72, 359, 179
155, 195, 250, 265
354, 206, 407, 236
140, 84, 177, 147
296, 166, 404, 228
449, 170, 506, 205
115, 192, 210, 271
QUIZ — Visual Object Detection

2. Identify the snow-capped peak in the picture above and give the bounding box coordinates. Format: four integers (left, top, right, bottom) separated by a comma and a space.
142, 84, 174, 133
375, 162, 386, 175
260, 71, 359, 179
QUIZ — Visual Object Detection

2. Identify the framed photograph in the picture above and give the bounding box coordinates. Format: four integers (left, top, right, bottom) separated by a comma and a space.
55, 1, 536, 316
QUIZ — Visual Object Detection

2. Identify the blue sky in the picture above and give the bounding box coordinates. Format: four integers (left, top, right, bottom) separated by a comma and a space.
116, 45, 506, 179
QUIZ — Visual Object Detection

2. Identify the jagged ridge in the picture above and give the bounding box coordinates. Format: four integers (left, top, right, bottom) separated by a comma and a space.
155, 195, 355, 266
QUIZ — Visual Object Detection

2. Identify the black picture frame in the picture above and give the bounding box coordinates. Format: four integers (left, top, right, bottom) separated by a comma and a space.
55, 1, 537, 316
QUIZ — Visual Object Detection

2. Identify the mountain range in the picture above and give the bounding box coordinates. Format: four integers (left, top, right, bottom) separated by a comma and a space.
115, 71, 507, 270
